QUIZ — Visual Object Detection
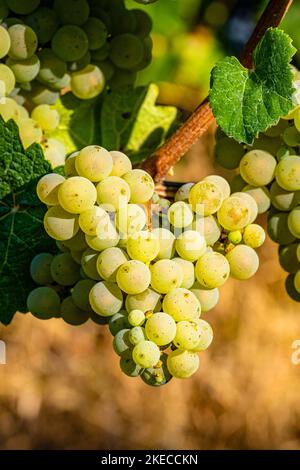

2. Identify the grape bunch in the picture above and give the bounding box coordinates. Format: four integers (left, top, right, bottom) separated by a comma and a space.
0, 0, 153, 103
215, 103, 300, 302
27, 144, 265, 386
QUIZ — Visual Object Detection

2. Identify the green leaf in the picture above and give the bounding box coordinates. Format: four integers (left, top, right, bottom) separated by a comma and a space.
47, 93, 97, 154
209, 28, 296, 144
100, 84, 179, 163
0, 116, 51, 199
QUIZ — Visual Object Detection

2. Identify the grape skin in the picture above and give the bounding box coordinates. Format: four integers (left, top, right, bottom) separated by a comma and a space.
167, 350, 199, 379
127, 231, 160, 263
195, 252, 230, 288
145, 312, 176, 346
110, 151, 132, 177
151, 228, 175, 260
189, 181, 223, 216
191, 283, 219, 312
123, 169, 154, 204
27, 287, 61, 320
226, 245, 259, 280
96, 176, 131, 210
172, 257, 195, 289
243, 224, 266, 248
79, 206, 109, 236
97, 247, 128, 282
288, 207, 300, 238
60, 296, 89, 326
37, 173, 65, 206
30, 253, 54, 285
239, 150, 277, 187
132, 340, 160, 368
89, 281, 123, 317
75, 145, 113, 182
81, 248, 102, 281
175, 230, 207, 262
109, 311, 130, 336
58, 176, 97, 214
150, 259, 183, 294
50, 253, 81, 286
71, 279, 95, 312
125, 288, 162, 314
117, 260, 151, 295
162, 288, 201, 322
44, 205, 79, 241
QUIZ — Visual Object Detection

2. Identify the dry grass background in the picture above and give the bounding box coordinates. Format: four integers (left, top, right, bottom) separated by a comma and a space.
0, 130, 300, 450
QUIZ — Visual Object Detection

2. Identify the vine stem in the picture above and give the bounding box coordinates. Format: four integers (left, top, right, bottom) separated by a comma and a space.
142, 0, 293, 182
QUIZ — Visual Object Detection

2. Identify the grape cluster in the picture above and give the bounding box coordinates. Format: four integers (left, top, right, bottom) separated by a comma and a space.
27, 144, 265, 386
0, 0, 153, 103
215, 107, 300, 301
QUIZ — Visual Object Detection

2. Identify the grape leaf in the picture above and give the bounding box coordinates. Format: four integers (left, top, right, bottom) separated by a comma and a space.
100, 84, 179, 163
0, 118, 55, 325
209, 28, 296, 144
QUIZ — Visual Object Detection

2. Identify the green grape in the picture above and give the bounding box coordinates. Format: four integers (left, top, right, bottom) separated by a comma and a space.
285, 274, 300, 301
97, 247, 128, 282
196, 252, 230, 288
58, 176, 97, 214
226, 245, 259, 280
89, 281, 123, 316
127, 231, 160, 263
239, 150, 276, 187
44, 206, 79, 241
228, 230, 242, 244
19, 117, 43, 148
116, 203, 147, 236
75, 145, 113, 182
110, 151, 132, 177
25, 7, 59, 44
6, 55, 39, 83
0, 0, 8, 21
283, 125, 300, 146
217, 195, 251, 231
172, 257, 195, 289
276, 146, 294, 161
270, 181, 300, 212
294, 108, 300, 132
120, 350, 143, 377
71, 64, 105, 99
96, 176, 130, 210
264, 119, 288, 137
132, 9, 152, 39
7, 0, 40, 15
267, 212, 296, 245
145, 312, 176, 346
56, 240, 70, 253
117, 260, 151, 295
167, 350, 199, 379
79, 206, 109, 236
132, 340, 160, 368
141, 353, 172, 387
52, 25, 89, 62
123, 169, 154, 204
234, 192, 258, 224
295, 271, 300, 294
30, 253, 54, 285
151, 228, 175, 260
0, 64, 15, 95
24, 82, 59, 105
175, 183, 194, 202
189, 181, 223, 216
242, 185, 271, 214
230, 174, 246, 193
128, 309, 145, 327
175, 230, 207, 262
203, 175, 231, 199
64, 152, 79, 177
43, 138, 66, 168
109, 68, 137, 89
275, 156, 300, 191
0, 97, 19, 121
70, 249, 84, 264
193, 215, 221, 246
8, 24, 37, 60
251, 135, 281, 155
54, 0, 90, 26
0, 25, 11, 59
129, 326, 147, 345
162, 288, 201, 322
27, 286, 61, 320
86, 220, 120, 251
109, 311, 130, 336
63, 230, 87, 251
82, 17, 107, 50
298, 244, 300, 262
174, 320, 202, 350
81, 248, 101, 280
150, 259, 183, 294
190, 283, 219, 312
90, 310, 109, 325
125, 288, 162, 314
61, 296, 89, 326
37, 48, 67, 86
243, 224, 265, 248
37, 173, 65, 206
215, 135, 245, 169
50, 253, 81, 286
68, 51, 91, 73
167, 201, 193, 228
32, 104, 59, 131
288, 207, 300, 238
279, 244, 300, 273
192, 319, 213, 351
113, 329, 132, 356
91, 43, 110, 61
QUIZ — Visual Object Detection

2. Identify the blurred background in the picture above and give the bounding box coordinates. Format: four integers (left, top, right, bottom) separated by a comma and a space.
1, 0, 300, 450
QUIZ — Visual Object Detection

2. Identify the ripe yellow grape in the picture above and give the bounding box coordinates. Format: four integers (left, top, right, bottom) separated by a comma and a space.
127, 230, 160, 263
96, 176, 131, 210
110, 151, 132, 177
175, 230, 206, 262
117, 260, 151, 295
195, 252, 230, 288
189, 181, 223, 216
75, 145, 113, 182
123, 169, 155, 204
44, 205, 79, 241
89, 281, 123, 317
79, 206, 109, 236
167, 350, 200, 379
58, 176, 97, 214
37, 173, 65, 206
150, 259, 183, 294
162, 288, 201, 322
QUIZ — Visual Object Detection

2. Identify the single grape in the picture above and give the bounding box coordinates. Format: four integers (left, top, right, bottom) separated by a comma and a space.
27, 286, 61, 320
0, 64, 15, 95
123, 169, 154, 204
279, 244, 300, 273
110, 151, 132, 177
217, 195, 251, 231
174, 320, 202, 350
8, 24, 37, 60
71, 64, 105, 99
283, 126, 300, 146
132, 340, 160, 368
117, 260, 151, 295
71, 279, 95, 311
18, 117, 43, 148
54, 0, 90, 26
175, 182, 194, 202
110, 33, 144, 70
79, 206, 109, 236
193, 215, 221, 246
226, 245, 259, 280
0, 97, 19, 121
31, 104, 59, 131
215, 135, 245, 169
113, 329, 132, 356
37, 173, 65, 206
120, 350, 143, 377
191, 283, 219, 312
145, 312, 176, 346
24, 82, 59, 105
64, 152, 79, 177
50, 253, 81, 286
52, 25, 89, 62
81, 248, 102, 280
285, 274, 300, 302
37, 48, 67, 86
270, 181, 300, 212
58, 176, 97, 214
128, 309, 145, 327
89, 281, 123, 316
275, 155, 300, 191
116, 204, 147, 236
43, 139, 66, 168
242, 185, 271, 214
172, 258, 195, 289
96, 176, 130, 210
7, 0, 40, 15
162, 288, 201, 322
167, 201, 193, 228
167, 350, 199, 379
243, 224, 266, 248
288, 207, 300, 238
203, 175, 231, 199
175, 230, 207, 262
228, 230, 242, 244
267, 212, 296, 245
109, 311, 130, 336
82, 17, 107, 50
109, 68, 137, 89
151, 228, 175, 260
125, 288, 162, 314
195, 252, 230, 288
44, 205, 79, 241
61, 296, 89, 326
75, 145, 113, 182
25, 7, 59, 45
86, 220, 119, 251
150, 259, 183, 294
7, 54, 40, 83
127, 231, 160, 263
132, 9, 152, 39
141, 353, 172, 387
30, 253, 54, 285
189, 181, 223, 216
239, 150, 277, 186
0, 25, 11, 59
97, 247, 128, 282
129, 326, 147, 345
192, 319, 213, 351
234, 192, 259, 224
